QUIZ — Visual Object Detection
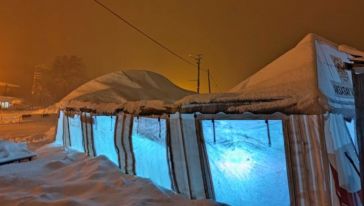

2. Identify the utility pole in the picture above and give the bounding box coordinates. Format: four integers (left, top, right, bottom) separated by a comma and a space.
190, 54, 202, 93
207, 69, 211, 94
32, 67, 43, 106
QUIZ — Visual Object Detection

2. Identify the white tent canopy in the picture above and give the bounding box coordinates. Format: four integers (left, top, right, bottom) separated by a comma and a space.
179, 33, 361, 117
59, 70, 194, 114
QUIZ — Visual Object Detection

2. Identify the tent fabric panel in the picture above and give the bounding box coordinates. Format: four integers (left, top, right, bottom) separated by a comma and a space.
166, 117, 179, 192
86, 115, 95, 157
194, 118, 215, 199
315, 40, 355, 117
283, 115, 332, 206
169, 113, 191, 198
63, 114, 71, 147
115, 113, 126, 172
80, 113, 88, 154
81, 112, 95, 157
180, 114, 207, 199
122, 114, 135, 175
324, 113, 361, 205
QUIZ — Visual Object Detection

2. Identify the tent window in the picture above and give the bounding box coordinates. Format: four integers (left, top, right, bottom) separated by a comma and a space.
55, 111, 64, 145
201, 120, 290, 206
69, 114, 84, 152
132, 117, 172, 190
93, 116, 119, 166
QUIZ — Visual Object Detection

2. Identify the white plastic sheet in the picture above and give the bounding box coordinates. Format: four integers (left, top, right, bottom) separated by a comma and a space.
202, 120, 290, 206
54, 111, 64, 145
132, 117, 171, 190
69, 114, 84, 152
93, 116, 118, 166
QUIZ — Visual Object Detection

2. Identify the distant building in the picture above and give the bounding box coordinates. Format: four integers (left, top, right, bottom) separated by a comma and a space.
0, 82, 22, 109
0, 96, 23, 109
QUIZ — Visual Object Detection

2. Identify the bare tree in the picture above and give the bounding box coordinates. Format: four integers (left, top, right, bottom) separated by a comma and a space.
36, 55, 88, 105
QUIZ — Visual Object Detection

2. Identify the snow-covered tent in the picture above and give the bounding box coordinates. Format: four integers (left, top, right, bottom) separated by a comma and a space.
59, 69, 194, 114
55, 69, 196, 191
177, 33, 362, 205
55, 34, 363, 206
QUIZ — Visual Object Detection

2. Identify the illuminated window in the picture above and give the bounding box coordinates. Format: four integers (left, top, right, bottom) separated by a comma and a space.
202, 120, 290, 206
0, 101, 10, 109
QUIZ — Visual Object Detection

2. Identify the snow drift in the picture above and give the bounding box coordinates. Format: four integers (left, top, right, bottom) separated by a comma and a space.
0, 144, 218, 206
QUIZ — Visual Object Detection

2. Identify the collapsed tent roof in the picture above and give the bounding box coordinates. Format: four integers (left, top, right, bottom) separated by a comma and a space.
179, 33, 363, 116
59, 70, 194, 114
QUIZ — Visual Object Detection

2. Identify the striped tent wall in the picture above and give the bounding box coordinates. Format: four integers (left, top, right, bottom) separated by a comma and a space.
55, 111, 362, 205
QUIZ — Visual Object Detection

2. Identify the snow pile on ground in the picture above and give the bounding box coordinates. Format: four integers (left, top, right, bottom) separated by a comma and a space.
0, 144, 218, 206
0, 109, 57, 125
58, 70, 194, 114
0, 141, 35, 164
0, 115, 219, 206
0, 111, 22, 124
0, 115, 57, 149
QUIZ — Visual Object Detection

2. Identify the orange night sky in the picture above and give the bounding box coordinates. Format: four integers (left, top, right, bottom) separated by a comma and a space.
1, 0, 364, 94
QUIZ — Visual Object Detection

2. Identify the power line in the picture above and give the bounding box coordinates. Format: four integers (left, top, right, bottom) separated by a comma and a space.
92, 0, 221, 92
92, 0, 194, 66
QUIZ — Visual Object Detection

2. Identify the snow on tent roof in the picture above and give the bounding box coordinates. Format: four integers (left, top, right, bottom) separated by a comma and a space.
59, 70, 195, 114
179, 33, 361, 116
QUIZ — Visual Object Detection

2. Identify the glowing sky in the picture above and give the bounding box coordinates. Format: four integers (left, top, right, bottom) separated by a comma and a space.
1, 0, 364, 94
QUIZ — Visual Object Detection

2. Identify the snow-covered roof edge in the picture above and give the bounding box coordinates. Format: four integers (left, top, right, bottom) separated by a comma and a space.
178, 33, 362, 116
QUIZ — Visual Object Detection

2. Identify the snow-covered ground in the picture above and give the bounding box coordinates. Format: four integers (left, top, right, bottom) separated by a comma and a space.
0, 115, 57, 149
0, 111, 218, 206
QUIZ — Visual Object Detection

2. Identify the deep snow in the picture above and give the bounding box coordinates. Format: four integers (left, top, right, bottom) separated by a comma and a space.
0, 113, 218, 206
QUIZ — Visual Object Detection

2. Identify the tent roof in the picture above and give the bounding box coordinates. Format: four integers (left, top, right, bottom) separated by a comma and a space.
178, 33, 363, 115
59, 70, 195, 114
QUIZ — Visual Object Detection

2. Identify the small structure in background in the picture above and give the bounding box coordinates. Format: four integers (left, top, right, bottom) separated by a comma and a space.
0, 82, 23, 109
0, 96, 23, 109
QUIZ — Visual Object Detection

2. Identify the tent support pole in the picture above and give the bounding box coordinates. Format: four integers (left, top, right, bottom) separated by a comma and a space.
212, 119, 216, 144
266, 120, 271, 147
